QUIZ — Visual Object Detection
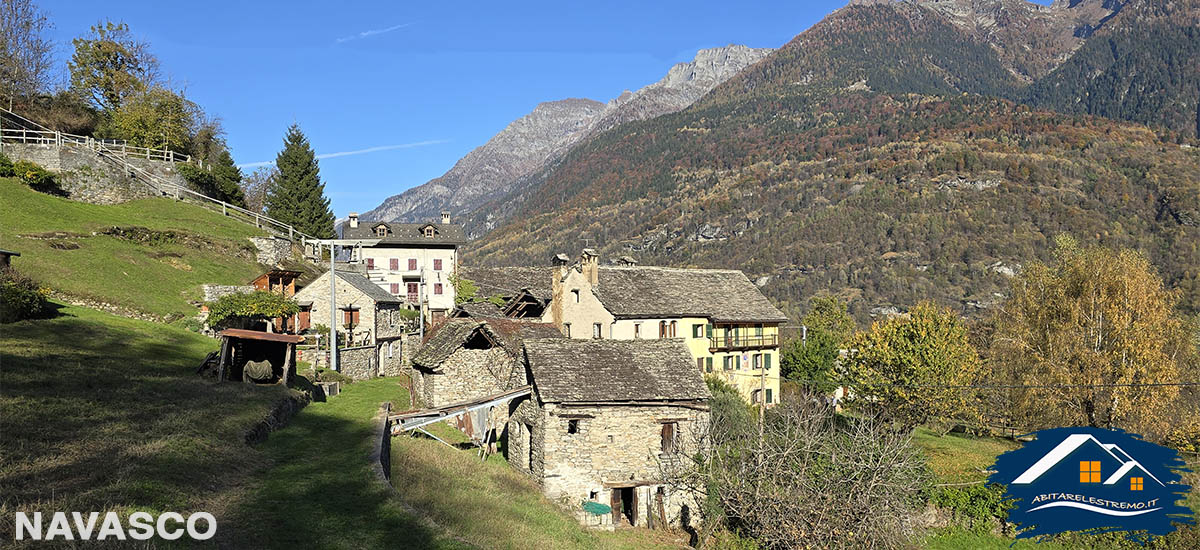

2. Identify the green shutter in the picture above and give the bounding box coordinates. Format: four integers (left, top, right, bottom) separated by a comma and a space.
764, 353, 772, 371
706, 357, 713, 373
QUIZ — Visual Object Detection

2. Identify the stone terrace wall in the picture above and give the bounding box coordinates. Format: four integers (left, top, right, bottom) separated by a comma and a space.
2, 142, 187, 205
249, 236, 293, 266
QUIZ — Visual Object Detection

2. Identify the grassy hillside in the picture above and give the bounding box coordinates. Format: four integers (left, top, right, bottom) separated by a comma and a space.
0, 177, 273, 319
0, 304, 300, 541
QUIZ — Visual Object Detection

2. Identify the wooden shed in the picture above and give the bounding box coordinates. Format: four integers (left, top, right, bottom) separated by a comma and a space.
251, 269, 302, 298
216, 329, 304, 385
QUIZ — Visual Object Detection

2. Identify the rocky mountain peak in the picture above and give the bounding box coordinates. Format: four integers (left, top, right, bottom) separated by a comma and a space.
361, 44, 772, 225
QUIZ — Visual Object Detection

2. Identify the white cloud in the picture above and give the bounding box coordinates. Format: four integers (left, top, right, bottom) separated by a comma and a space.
237, 139, 449, 168
335, 22, 413, 44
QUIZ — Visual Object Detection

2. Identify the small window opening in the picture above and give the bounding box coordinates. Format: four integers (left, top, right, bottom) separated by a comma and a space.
567, 419, 579, 434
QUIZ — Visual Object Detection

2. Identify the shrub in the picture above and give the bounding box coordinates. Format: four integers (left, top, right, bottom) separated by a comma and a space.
930, 484, 1010, 532
0, 152, 14, 177
12, 159, 62, 195
0, 268, 52, 323
205, 290, 299, 329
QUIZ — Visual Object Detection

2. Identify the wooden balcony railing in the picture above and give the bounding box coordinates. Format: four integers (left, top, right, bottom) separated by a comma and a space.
709, 333, 778, 351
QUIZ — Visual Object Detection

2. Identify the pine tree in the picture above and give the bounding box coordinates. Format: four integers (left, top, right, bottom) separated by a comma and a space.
267, 124, 335, 238
211, 149, 246, 207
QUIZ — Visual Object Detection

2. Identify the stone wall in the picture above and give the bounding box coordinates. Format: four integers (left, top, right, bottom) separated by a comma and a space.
508, 399, 708, 529
202, 284, 254, 302
420, 347, 517, 407
339, 345, 377, 380
378, 336, 406, 377
249, 236, 293, 266
2, 142, 186, 205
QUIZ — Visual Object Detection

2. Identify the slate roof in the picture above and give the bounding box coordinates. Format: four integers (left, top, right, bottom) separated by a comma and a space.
342, 220, 466, 246
335, 271, 403, 304
457, 266, 554, 300
455, 301, 508, 318
594, 267, 788, 323
414, 319, 562, 371
523, 338, 710, 403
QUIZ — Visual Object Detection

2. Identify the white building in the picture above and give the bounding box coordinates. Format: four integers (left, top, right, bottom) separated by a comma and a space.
341, 211, 465, 321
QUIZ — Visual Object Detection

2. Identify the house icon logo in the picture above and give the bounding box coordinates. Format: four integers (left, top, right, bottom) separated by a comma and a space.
989, 427, 1194, 541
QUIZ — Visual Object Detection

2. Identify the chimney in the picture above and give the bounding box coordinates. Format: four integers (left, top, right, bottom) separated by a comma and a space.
348, 212, 359, 229
441, 211, 451, 224
580, 248, 599, 286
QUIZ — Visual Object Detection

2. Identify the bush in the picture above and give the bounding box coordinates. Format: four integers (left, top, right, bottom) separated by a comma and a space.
0, 152, 13, 177
205, 290, 299, 329
0, 268, 52, 323
930, 484, 1010, 532
11, 159, 62, 195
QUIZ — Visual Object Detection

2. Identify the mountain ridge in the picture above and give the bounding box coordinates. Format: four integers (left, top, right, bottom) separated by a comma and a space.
360, 45, 772, 224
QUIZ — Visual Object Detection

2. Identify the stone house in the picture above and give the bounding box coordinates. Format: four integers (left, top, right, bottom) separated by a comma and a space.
509, 338, 711, 530
293, 269, 410, 379
410, 319, 561, 441
341, 212, 464, 321
545, 250, 789, 406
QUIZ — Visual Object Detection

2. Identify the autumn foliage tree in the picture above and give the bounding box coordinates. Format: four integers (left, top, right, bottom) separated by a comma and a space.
844, 301, 983, 430
991, 236, 1196, 440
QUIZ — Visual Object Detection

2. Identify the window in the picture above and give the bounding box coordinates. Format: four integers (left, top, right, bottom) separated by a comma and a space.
571, 289, 580, 303
407, 258, 417, 271
697, 358, 705, 373
388, 310, 395, 327
433, 259, 443, 271
564, 323, 571, 338
406, 282, 419, 299
375, 226, 387, 237
692, 323, 704, 338
434, 283, 443, 295
593, 323, 602, 339
389, 283, 399, 295
1080, 461, 1101, 483
1131, 477, 1144, 491
764, 353, 772, 371
661, 422, 678, 453
669, 321, 677, 338
735, 354, 742, 370
753, 353, 762, 370
706, 357, 713, 373
751, 390, 762, 404
366, 257, 375, 270
755, 324, 763, 337
723, 356, 733, 371
424, 226, 434, 237
766, 389, 773, 404
389, 258, 399, 271
567, 419, 579, 434
659, 321, 667, 338
387, 341, 393, 358
634, 323, 641, 339
343, 309, 360, 326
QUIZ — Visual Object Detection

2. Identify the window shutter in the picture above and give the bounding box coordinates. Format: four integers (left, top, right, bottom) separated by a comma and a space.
390, 258, 399, 270
434, 283, 443, 295
408, 258, 417, 271
390, 283, 399, 295
366, 258, 374, 269
434, 259, 443, 271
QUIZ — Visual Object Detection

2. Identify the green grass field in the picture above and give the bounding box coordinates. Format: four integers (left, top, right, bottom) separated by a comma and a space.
0, 303, 298, 542
0, 177, 271, 318
913, 427, 1020, 484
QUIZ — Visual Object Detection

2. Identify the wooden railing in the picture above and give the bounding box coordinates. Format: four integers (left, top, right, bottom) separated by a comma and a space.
0, 127, 192, 163
709, 333, 778, 351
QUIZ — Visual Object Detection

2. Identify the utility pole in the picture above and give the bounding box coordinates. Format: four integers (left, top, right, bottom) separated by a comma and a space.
329, 242, 338, 371
309, 238, 381, 372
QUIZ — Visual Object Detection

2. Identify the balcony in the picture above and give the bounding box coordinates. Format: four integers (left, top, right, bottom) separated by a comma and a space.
708, 333, 778, 351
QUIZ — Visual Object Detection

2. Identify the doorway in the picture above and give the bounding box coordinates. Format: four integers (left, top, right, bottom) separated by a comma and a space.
611, 487, 638, 526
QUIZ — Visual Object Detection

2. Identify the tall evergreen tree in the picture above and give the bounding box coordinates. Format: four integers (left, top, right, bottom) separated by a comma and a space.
267, 124, 335, 238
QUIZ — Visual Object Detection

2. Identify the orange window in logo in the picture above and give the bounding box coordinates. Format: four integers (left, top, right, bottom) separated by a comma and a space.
1131, 477, 1144, 491
1079, 461, 1101, 483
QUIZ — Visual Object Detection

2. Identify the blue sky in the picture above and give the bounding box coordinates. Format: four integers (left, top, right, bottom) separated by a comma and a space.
43, 1, 861, 217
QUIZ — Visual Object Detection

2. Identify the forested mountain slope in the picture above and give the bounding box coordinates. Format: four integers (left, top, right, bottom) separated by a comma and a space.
464, 1, 1200, 321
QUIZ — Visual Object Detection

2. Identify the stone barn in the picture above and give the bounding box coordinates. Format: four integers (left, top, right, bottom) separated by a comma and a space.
509, 338, 711, 530
411, 319, 561, 441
